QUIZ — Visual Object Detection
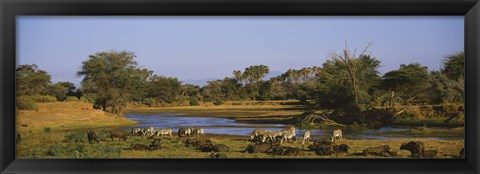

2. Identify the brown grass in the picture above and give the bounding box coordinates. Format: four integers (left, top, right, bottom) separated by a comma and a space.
16, 102, 137, 132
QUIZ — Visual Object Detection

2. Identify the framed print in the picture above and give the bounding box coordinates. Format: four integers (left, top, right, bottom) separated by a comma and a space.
1, 0, 479, 173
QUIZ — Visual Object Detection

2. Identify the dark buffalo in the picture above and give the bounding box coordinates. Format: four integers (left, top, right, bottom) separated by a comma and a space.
363, 145, 390, 157
387, 151, 398, 157
185, 138, 214, 148
210, 153, 227, 158
131, 143, 148, 150
400, 141, 425, 158
314, 144, 336, 156
110, 130, 129, 141
198, 143, 216, 152
245, 142, 275, 153
148, 139, 162, 151
333, 144, 350, 154
87, 131, 99, 144
423, 150, 437, 158
214, 144, 230, 152
459, 148, 465, 158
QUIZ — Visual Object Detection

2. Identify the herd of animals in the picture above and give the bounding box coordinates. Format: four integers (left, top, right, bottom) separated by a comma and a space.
84, 126, 465, 159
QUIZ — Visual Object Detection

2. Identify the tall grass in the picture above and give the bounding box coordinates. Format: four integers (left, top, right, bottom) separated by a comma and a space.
16, 95, 38, 111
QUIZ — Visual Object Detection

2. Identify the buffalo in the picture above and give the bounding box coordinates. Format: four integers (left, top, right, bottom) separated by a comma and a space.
363, 145, 391, 157
272, 146, 304, 156
423, 150, 437, 158
400, 141, 425, 158
245, 142, 277, 153
210, 153, 227, 158
459, 148, 465, 158
213, 144, 230, 152
87, 131, 99, 144
109, 130, 129, 141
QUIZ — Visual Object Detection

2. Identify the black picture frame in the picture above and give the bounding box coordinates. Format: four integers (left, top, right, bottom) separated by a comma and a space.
1, 0, 479, 173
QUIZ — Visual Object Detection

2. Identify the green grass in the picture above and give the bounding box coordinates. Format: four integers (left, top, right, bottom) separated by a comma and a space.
16, 128, 464, 159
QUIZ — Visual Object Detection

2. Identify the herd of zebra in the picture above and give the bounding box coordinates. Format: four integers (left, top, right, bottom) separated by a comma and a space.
130, 127, 205, 138
249, 127, 343, 145
128, 126, 343, 145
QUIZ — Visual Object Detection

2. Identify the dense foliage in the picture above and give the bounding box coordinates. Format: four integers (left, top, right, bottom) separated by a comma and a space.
16, 48, 464, 118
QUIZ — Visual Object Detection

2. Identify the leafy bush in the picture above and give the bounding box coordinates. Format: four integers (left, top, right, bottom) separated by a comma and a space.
46, 145, 63, 156
30, 95, 57, 103
213, 99, 224, 106
65, 96, 79, 102
142, 98, 157, 107
63, 133, 86, 143
231, 102, 242, 105
189, 98, 200, 106
79, 96, 94, 103
44, 127, 52, 133
16, 95, 38, 111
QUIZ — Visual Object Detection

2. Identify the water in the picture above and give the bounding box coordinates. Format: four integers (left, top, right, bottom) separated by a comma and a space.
122, 112, 462, 140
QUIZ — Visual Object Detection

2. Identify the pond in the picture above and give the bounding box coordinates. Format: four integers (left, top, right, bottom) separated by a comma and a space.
121, 112, 462, 140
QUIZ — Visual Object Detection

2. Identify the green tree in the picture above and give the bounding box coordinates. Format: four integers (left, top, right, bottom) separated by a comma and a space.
382, 63, 431, 104
441, 52, 464, 81
328, 42, 375, 108
221, 77, 243, 100
76, 50, 151, 115
201, 80, 224, 102
146, 75, 181, 104
428, 71, 464, 104
241, 65, 270, 100
16, 64, 52, 96
46, 83, 68, 101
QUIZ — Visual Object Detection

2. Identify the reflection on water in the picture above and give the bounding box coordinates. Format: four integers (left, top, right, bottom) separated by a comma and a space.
122, 112, 462, 140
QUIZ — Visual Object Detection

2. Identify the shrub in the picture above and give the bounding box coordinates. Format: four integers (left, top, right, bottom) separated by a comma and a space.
30, 95, 57, 103
231, 102, 242, 105
44, 127, 52, 133
16, 95, 38, 111
79, 96, 94, 103
189, 98, 200, 106
46, 145, 63, 156
65, 96, 79, 102
63, 133, 86, 143
213, 99, 224, 106
142, 98, 157, 107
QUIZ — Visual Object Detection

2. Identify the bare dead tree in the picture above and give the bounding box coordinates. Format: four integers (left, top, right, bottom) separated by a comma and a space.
329, 41, 374, 109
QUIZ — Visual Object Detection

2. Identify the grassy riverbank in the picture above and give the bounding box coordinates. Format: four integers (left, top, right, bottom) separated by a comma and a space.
17, 102, 137, 133
16, 128, 464, 159
124, 100, 306, 124
376, 127, 465, 138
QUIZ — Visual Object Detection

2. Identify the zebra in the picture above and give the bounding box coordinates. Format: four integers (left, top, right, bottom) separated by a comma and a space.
250, 129, 271, 142
142, 126, 155, 137
192, 128, 205, 137
331, 129, 343, 141
302, 130, 311, 145
154, 128, 173, 137
131, 128, 141, 136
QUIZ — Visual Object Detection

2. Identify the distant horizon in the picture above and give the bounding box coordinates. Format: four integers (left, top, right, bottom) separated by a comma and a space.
17, 16, 464, 87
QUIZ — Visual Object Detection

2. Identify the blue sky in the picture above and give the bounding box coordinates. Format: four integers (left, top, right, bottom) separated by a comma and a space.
17, 16, 464, 87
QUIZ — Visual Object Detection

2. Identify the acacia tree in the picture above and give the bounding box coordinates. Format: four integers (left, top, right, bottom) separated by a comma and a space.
241, 65, 270, 100
77, 50, 151, 115
16, 64, 52, 96
382, 63, 431, 104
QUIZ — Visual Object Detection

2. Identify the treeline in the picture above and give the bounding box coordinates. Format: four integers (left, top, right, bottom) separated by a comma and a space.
16, 47, 464, 116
